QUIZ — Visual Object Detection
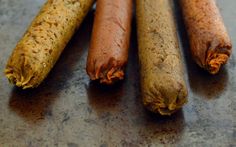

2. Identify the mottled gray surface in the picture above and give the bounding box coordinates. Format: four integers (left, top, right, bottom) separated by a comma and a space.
0, 0, 235, 146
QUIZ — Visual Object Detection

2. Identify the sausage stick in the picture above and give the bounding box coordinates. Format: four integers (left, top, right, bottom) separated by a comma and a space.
86, 0, 133, 84
5, 0, 94, 89
136, 0, 188, 115
180, 0, 232, 74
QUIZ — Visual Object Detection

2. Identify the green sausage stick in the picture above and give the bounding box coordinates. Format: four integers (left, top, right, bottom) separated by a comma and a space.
5, 0, 94, 89
136, 0, 188, 115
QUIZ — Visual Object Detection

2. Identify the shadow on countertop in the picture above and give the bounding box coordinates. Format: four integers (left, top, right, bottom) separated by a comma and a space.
86, 81, 125, 113
8, 11, 95, 124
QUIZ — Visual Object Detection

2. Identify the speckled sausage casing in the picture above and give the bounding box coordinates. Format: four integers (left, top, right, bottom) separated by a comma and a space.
136, 0, 188, 115
86, 0, 132, 84
5, 0, 94, 89
180, 0, 232, 74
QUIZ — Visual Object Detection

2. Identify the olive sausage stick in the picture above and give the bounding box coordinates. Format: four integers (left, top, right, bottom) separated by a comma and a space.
180, 0, 232, 74
86, 0, 132, 84
136, 0, 188, 115
5, 0, 94, 89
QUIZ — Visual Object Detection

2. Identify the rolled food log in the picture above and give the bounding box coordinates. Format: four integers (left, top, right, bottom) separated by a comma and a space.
5, 0, 94, 89
136, 0, 188, 115
180, 0, 232, 74
86, 0, 133, 84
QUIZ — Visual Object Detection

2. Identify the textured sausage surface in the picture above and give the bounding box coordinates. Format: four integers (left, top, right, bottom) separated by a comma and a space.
86, 0, 132, 84
136, 0, 188, 115
5, 0, 94, 89
181, 0, 232, 74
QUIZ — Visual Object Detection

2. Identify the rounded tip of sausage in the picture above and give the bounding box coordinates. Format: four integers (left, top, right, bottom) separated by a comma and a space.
207, 53, 230, 74
87, 67, 125, 85
206, 45, 232, 74
100, 69, 124, 84
143, 82, 188, 116
5, 58, 38, 89
207, 55, 228, 74
86, 57, 126, 84
5, 69, 35, 89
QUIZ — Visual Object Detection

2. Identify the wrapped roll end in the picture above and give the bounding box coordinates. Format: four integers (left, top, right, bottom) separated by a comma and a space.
90, 68, 125, 85
207, 53, 229, 74
5, 69, 35, 89
206, 44, 232, 74
143, 82, 188, 116
5, 57, 38, 89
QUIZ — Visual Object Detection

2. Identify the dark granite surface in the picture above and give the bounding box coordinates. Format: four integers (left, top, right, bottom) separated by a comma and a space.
0, 0, 235, 146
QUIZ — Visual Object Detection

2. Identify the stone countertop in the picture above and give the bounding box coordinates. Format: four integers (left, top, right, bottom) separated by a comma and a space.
0, 0, 235, 146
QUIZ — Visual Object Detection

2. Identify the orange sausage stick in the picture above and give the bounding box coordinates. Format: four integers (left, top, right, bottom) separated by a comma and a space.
86, 0, 133, 84
180, 0, 232, 74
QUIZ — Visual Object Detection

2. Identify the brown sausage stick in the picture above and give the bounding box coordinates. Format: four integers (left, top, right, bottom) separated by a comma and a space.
86, 0, 132, 84
136, 0, 188, 115
180, 0, 232, 74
